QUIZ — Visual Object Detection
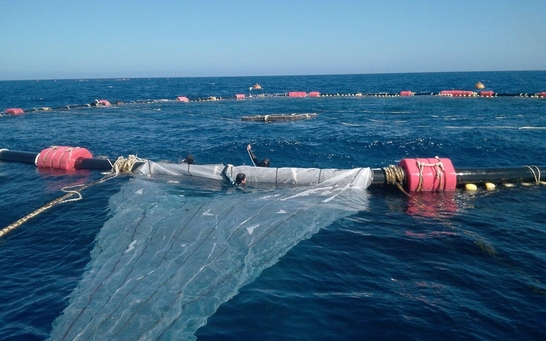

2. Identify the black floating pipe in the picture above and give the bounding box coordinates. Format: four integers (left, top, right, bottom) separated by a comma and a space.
74, 157, 145, 171
371, 166, 546, 187
2, 149, 545, 187
455, 167, 546, 184
0, 150, 37, 164
372, 169, 386, 184
74, 157, 114, 171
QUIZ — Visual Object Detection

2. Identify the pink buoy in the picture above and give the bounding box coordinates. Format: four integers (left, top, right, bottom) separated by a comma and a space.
235, 94, 245, 100
5, 108, 24, 115
176, 96, 189, 102
399, 157, 457, 192
97, 100, 111, 106
308, 91, 320, 97
480, 90, 494, 97
439, 90, 476, 97
36, 146, 93, 170
400, 91, 415, 96
289, 92, 307, 97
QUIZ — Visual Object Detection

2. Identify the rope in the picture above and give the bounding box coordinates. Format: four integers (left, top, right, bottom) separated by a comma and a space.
112, 154, 145, 174
383, 165, 411, 197
247, 149, 256, 167
0, 154, 147, 239
59, 184, 84, 203
524, 165, 541, 184
0, 172, 117, 239
416, 156, 445, 191
39, 146, 57, 167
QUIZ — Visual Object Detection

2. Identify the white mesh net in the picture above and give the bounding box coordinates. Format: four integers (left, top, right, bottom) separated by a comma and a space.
50, 164, 372, 340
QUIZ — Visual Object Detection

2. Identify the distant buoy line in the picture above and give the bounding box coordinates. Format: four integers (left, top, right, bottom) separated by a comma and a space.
2, 88, 546, 116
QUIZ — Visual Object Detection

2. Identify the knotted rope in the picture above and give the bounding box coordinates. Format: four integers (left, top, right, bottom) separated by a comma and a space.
111, 154, 145, 174
416, 156, 445, 192
383, 165, 411, 197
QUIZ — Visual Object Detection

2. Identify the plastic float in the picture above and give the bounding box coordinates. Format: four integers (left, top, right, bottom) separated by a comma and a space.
288, 91, 307, 97
439, 90, 477, 97
480, 90, 495, 97
4, 108, 24, 115
1, 148, 544, 192
35, 146, 93, 171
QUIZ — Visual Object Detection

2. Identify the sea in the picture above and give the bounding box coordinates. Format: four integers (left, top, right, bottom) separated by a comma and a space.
0, 71, 545, 341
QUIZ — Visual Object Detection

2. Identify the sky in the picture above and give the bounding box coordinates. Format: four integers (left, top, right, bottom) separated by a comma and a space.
1, 0, 545, 80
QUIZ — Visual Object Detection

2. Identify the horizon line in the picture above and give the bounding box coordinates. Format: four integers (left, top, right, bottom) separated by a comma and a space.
1, 69, 544, 82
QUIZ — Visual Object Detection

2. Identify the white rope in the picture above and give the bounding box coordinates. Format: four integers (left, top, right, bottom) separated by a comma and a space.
416, 156, 445, 191
60, 184, 84, 203
247, 149, 256, 167
112, 155, 146, 174
524, 165, 541, 184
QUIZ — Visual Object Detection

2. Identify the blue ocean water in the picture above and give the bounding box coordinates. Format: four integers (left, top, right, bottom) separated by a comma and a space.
0, 71, 545, 340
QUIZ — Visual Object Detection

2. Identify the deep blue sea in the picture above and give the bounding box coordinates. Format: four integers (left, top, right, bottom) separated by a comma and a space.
1, 71, 545, 341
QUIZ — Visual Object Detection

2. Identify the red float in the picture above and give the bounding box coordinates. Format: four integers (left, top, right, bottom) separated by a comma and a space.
36, 146, 93, 170
288, 92, 307, 97
399, 91, 415, 96
439, 90, 477, 97
399, 157, 457, 192
5, 108, 24, 115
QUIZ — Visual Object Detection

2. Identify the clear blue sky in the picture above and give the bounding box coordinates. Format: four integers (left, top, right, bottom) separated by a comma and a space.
1, 0, 545, 80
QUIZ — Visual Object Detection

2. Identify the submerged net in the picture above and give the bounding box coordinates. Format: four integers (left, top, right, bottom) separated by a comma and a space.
50, 163, 372, 341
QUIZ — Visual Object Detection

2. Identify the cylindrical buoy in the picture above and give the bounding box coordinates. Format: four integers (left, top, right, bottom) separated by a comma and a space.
36, 146, 93, 170
399, 157, 457, 192
4, 108, 24, 115
475, 82, 485, 89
